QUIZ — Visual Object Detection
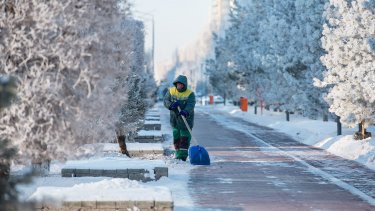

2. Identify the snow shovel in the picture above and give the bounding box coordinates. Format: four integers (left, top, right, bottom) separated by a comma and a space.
177, 106, 210, 165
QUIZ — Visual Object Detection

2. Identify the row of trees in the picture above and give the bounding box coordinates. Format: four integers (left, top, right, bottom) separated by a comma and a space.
206, 0, 375, 139
0, 0, 155, 186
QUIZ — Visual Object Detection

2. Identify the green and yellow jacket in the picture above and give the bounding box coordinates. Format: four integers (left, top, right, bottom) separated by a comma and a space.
163, 75, 196, 130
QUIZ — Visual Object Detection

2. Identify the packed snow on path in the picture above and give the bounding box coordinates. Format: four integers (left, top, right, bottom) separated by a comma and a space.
202, 104, 375, 170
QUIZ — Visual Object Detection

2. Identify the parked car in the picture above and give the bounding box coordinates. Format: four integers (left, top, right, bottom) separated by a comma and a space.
214, 95, 224, 104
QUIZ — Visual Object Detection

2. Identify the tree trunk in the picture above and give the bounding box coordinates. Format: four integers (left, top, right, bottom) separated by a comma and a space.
337, 116, 342, 136
0, 161, 10, 180
361, 121, 365, 138
117, 135, 130, 157
254, 105, 257, 115
286, 111, 290, 122
323, 113, 328, 122
354, 120, 372, 140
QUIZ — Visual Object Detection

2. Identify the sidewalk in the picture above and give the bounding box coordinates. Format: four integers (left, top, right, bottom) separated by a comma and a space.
206, 104, 375, 171
188, 107, 375, 210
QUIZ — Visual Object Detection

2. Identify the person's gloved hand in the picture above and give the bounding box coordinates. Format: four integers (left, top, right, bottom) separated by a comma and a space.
169, 101, 180, 110
179, 110, 189, 117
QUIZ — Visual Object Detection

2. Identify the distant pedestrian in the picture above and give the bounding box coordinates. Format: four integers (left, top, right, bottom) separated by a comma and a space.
163, 75, 196, 161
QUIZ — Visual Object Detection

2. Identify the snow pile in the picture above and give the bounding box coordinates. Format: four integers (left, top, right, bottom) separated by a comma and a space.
211, 105, 375, 170
28, 178, 172, 202
316, 136, 375, 170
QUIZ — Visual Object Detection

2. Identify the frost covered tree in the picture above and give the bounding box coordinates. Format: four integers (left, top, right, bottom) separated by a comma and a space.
0, 76, 32, 210
0, 76, 17, 198
143, 51, 158, 105
267, 0, 327, 118
0, 0, 96, 170
316, 0, 375, 139
206, 34, 238, 101
245, 0, 327, 117
0, 0, 150, 168
290, 0, 328, 118
69, 3, 139, 143
206, 0, 328, 119
205, 1, 258, 101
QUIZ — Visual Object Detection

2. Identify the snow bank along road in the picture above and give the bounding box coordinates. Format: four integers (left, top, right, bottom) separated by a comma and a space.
188, 107, 375, 210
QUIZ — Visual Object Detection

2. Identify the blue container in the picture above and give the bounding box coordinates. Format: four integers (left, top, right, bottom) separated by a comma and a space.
189, 145, 210, 165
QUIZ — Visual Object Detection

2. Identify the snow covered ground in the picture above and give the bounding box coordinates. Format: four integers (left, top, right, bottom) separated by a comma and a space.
15, 103, 374, 210
16, 106, 196, 210
204, 104, 375, 171
28, 178, 172, 203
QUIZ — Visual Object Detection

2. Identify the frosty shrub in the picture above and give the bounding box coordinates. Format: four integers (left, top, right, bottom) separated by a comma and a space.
316, 0, 375, 139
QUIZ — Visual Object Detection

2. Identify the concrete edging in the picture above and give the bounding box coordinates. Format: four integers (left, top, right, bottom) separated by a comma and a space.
35, 200, 173, 210
61, 167, 168, 182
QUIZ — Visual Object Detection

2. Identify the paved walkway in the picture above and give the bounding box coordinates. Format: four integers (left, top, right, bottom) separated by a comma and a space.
188, 107, 375, 210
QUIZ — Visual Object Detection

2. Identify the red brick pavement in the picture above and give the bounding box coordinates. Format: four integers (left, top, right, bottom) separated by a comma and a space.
188, 110, 375, 210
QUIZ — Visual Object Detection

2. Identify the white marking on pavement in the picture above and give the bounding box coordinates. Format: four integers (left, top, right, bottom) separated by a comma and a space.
217, 178, 233, 184
248, 129, 375, 206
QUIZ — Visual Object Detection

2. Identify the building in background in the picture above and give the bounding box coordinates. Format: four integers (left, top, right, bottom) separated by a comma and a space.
210, 0, 235, 36
158, 0, 252, 97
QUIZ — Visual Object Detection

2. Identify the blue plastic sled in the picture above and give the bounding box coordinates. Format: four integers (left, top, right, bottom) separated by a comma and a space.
189, 145, 210, 165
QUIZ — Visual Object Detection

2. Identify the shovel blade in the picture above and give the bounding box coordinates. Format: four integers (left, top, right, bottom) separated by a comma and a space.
189, 145, 210, 165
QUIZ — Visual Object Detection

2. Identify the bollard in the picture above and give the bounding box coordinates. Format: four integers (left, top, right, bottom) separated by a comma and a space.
241, 98, 248, 112
209, 95, 214, 105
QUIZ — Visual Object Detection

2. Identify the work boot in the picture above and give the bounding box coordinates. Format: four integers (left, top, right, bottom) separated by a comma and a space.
175, 137, 189, 161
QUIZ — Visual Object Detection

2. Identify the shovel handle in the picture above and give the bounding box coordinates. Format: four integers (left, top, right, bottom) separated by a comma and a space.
177, 106, 198, 145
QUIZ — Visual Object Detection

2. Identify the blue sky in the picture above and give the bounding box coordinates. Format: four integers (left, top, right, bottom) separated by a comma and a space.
132, 0, 212, 64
